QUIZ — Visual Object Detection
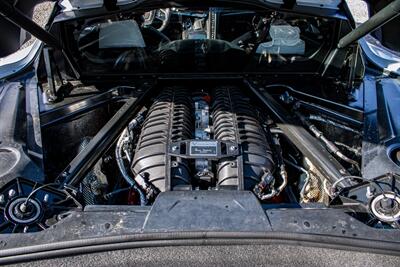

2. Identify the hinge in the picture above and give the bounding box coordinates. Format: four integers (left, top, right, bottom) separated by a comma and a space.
43, 47, 73, 103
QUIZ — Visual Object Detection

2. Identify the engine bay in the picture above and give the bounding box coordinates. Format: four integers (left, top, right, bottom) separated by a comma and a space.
2, 79, 399, 234
1, 2, 400, 236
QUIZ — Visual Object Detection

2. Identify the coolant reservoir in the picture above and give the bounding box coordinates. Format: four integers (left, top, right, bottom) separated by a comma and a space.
256, 24, 305, 55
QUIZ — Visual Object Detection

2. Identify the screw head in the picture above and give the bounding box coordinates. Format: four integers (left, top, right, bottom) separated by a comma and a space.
8, 189, 16, 198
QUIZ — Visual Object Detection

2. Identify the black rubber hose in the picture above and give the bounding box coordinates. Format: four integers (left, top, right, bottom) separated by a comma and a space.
115, 109, 148, 205
296, 111, 361, 172
115, 129, 147, 206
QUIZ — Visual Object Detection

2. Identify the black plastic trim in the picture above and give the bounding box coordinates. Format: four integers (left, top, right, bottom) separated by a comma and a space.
0, 231, 399, 264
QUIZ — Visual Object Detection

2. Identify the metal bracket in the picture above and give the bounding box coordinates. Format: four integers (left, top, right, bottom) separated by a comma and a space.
169, 140, 240, 159
43, 47, 57, 102
43, 47, 73, 103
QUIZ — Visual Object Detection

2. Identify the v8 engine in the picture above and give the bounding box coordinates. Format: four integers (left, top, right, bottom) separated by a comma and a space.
130, 86, 275, 195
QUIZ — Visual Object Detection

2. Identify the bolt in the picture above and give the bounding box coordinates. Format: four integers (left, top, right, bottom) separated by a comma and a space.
43, 194, 49, 203
8, 189, 16, 198
103, 156, 113, 163
230, 145, 237, 151
172, 146, 179, 152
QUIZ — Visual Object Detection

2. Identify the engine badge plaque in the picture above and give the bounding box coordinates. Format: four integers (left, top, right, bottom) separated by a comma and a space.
169, 140, 239, 159
189, 141, 218, 157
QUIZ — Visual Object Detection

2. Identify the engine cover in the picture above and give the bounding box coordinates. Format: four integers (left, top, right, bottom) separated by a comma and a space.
131, 88, 193, 192
212, 87, 274, 190
132, 86, 274, 192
